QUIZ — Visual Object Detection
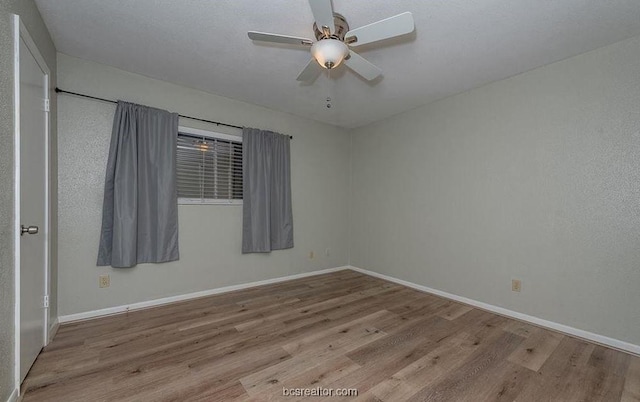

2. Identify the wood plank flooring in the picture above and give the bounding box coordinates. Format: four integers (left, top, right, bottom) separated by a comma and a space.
22, 270, 640, 401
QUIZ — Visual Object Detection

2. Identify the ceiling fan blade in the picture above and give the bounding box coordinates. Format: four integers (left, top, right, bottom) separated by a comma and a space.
248, 31, 313, 46
308, 0, 335, 34
344, 52, 382, 81
296, 59, 323, 82
345, 12, 414, 47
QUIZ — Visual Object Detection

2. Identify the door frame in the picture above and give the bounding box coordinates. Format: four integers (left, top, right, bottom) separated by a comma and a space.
13, 14, 52, 390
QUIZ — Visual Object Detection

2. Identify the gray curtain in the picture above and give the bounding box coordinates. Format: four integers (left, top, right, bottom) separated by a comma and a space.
97, 101, 179, 268
242, 128, 293, 253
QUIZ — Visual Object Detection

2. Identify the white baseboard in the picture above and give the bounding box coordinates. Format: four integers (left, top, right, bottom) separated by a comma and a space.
6, 387, 18, 402
58, 266, 350, 324
48, 318, 60, 343
348, 266, 640, 356
55, 264, 639, 356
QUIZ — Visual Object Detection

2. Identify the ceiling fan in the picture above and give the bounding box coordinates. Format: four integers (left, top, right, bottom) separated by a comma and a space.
248, 0, 415, 82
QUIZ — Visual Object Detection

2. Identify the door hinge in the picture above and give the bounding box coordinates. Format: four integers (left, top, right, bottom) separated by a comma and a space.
43, 98, 50, 112
43, 295, 49, 308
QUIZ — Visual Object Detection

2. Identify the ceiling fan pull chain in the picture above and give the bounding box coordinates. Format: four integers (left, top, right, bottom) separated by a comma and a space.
326, 69, 332, 109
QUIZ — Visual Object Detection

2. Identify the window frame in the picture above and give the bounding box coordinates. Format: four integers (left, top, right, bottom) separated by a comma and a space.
177, 126, 243, 206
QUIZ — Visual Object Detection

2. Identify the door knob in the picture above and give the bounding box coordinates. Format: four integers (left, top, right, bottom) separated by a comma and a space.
20, 225, 39, 236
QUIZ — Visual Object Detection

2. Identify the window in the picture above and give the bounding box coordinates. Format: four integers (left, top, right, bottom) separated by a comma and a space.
177, 127, 243, 204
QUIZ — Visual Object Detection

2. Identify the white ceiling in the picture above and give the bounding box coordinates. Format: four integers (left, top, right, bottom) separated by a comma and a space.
36, 0, 640, 129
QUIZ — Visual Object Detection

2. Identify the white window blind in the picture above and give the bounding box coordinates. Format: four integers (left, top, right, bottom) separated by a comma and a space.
177, 129, 243, 204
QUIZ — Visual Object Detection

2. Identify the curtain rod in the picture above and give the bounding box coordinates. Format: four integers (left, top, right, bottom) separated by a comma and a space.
54, 87, 293, 139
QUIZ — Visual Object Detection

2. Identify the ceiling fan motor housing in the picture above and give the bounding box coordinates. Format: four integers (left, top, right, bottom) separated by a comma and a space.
313, 13, 350, 41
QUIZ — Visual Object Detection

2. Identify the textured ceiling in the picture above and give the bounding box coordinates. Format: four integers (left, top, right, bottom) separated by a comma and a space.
36, 0, 640, 128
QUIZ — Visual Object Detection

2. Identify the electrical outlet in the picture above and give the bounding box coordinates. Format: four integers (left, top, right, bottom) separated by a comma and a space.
325, 248, 330, 257
309, 251, 314, 259
512, 279, 522, 292
99, 275, 110, 288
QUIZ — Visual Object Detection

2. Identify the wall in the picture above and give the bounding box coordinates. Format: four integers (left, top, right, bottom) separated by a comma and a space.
350, 35, 640, 346
0, 1, 57, 400
57, 53, 350, 316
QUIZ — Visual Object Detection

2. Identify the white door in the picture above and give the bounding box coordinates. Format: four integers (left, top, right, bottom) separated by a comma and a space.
18, 33, 49, 382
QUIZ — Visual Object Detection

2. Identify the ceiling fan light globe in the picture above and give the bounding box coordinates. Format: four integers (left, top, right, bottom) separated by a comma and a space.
311, 39, 349, 69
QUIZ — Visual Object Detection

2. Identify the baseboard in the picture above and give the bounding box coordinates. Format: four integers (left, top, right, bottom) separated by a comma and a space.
58, 266, 350, 324
56, 264, 639, 355
348, 266, 640, 356
48, 318, 60, 343
6, 387, 18, 402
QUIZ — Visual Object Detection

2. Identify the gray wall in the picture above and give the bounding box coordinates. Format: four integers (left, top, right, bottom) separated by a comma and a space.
350, 35, 640, 345
57, 54, 351, 316
0, 1, 57, 400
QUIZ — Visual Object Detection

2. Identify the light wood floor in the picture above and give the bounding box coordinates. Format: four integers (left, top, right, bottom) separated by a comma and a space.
23, 270, 639, 401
